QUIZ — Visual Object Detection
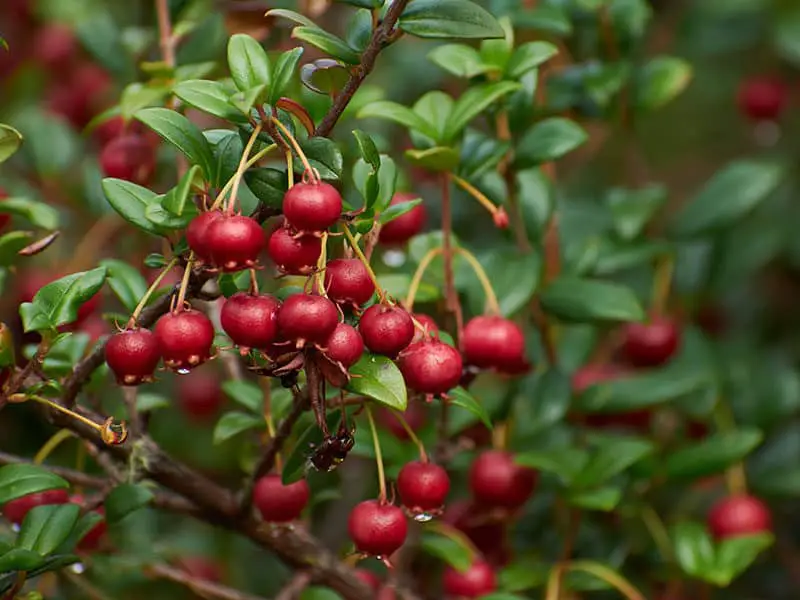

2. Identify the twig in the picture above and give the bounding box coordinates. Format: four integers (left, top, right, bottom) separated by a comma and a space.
275, 571, 313, 600
155, 0, 176, 68
147, 562, 268, 600
440, 173, 463, 342
314, 0, 412, 137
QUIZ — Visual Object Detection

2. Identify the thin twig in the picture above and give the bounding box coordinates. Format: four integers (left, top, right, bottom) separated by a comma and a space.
275, 571, 313, 600
147, 562, 268, 600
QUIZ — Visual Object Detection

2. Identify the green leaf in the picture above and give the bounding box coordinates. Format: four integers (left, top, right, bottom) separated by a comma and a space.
265, 9, 316, 27
419, 531, 474, 572
213, 412, 265, 445
514, 5, 573, 36
444, 81, 521, 142
665, 430, 763, 480
377, 274, 439, 303
572, 436, 654, 488
119, 84, 170, 120
144, 196, 198, 230
19, 268, 107, 332
506, 41, 558, 78
102, 178, 169, 237
134, 108, 215, 178
0, 231, 34, 266
405, 146, 460, 172
269, 47, 304, 104
713, 533, 773, 586
515, 447, 589, 485
774, 8, 800, 66
428, 44, 489, 78
295, 137, 343, 181
0, 124, 22, 164
136, 393, 170, 412
669, 160, 785, 237
0, 198, 60, 230
379, 198, 422, 225
227, 34, 271, 92
672, 521, 717, 579
399, 0, 505, 39
104, 483, 154, 524
0, 465, 68, 506
100, 259, 148, 313
230, 84, 268, 114
346, 355, 407, 410
0, 548, 44, 573
567, 486, 622, 511
515, 117, 588, 166
292, 27, 361, 64
465, 249, 540, 317
17, 504, 80, 555
222, 380, 263, 414
634, 56, 692, 111
605, 185, 667, 241
358, 101, 439, 140
449, 387, 491, 429
352, 130, 381, 171
245, 168, 288, 209
173, 80, 245, 122
498, 557, 551, 593
539, 277, 645, 324
163, 165, 202, 217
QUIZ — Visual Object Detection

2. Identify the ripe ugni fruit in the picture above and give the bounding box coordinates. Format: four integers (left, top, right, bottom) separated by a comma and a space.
105, 328, 162, 385
324, 258, 375, 308
276, 294, 339, 347
737, 76, 787, 122
397, 461, 450, 520
205, 214, 265, 272
187, 211, 224, 263
154, 309, 215, 372
462, 316, 526, 373
398, 340, 463, 397
348, 500, 408, 557
358, 305, 415, 357
2, 489, 70, 525
442, 560, 497, 598
323, 323, 365, 368
281, 181, 343, 233
267, 225, 322, 275
220, 292, 280, 351
253, 475, 310, 523
469, 450, 537, 510
621, 316, 681, 368
707, 494, 772, 540
379, 192, 426, 245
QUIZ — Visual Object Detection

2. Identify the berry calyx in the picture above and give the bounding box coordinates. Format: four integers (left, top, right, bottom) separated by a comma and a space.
220, 292, 280, 352
462, 316, 526, 373
187, 211, 224, 263
442, 560, 497, 598
206, 214, 265, 272
324, 258, 375, 308
267, 225, 322, 275
707, 494, 772, 540
2, 489, 70, 525
379, 192, 426, 246
323, 322, 364, 368
105, 328, 162, 385
359, 304, 414, 357
154, 309, 215, 372
621, 316, 680, 368
277, 294, 339, 347
737, 77, 787, 122
282, 181, 343, 233
411, 313, 438, 342
253, 474, 310, 523
177, 369, 223, 422
99, 134, 156, 185
348, 500, 408, 557
397, 461, 450, 520
469, 450, 537, 511
398, 340, 463, 397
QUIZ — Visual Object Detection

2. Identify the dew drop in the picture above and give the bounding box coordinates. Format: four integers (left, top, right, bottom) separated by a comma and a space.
413, 512, 433, 523
375, 555, 385, 562
176, 367, 191, 375
11, 523, 20, 533
70, 562, 85, 574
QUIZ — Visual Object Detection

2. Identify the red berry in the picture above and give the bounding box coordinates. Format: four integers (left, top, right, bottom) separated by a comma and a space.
707, 495, 772, 540
267, 225, 322, 275
737, 77, 787, 122
99, 134, 156, 185
621, 317, 680, 368
469, 450, 537, 510
324, 323, 364, 368
178, 369, 223, 421
359, 305, 414, 357
462, 316, 526, 373
93, 115, 129, 147
187, 211, 224, 263
282, 182, 343, 233
105, 328, 162, 385
397, 461, 450, 519
348, 500, 408, 557
398, 340, 463, 397
442, 561, 497, 598
277, 294, 339, 347
2, 489, 70, 525
32, 24, 77, 71
0, 188, 11, 231
154, 309, 215, 372
379, 403, 427, 440
71, 495, 107, 552
175, 557, 222, 583
220, 292, 280, 351
444, 501, 508, 564
324, 259, 375, 307
411, 313, 438, 342
253, 474, 310, 523
355, 569, 382, 591
379, 192, 426, 245
206, 215, 265, 272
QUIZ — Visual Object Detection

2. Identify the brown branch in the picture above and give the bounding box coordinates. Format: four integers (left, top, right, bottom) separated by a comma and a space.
313, 0, 412, 137
155, 0, 176, 68
147, 562, 268, 600
275, 571, 312, 600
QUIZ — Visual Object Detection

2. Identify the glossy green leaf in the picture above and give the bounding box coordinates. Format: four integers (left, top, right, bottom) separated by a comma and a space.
269, 47, 304, 104
352, 130, 381, 171
515, 447, 589, 485
346, 355, 407, 410
506, 41, 558, 78
444, 81, 520, 141
301, 58, 351, 95
100, 259, 148, 313
0, 124, 22, 164
567, 486, 622, 511
213, 412, 265, 445
0, 198, 60, 230
17, 504, 80, 555
295, 137, 343, 181
672, 521, 716, 579
669, 160, 784, 237
136, 393, 170, 412
605, 184, 667, 241
227, 34, 271, 91
222, 380, 263, 414
513, 5, 573, 36
145, 196, 199, 230
465, 249, 540, 317
345, 9, 373, 53
104, 483, 154, 524
358, 101, 439, 140
0, 548, 44, 573
379, 198, 422, 225
101, 178, 170, 237
419, 531, 474, 572
0, 465, 68, 507
634, 56, 692, 111
572, 436, 654, 488
245, 168, 288, 209
119, 84, 169, 120
665, 430, 763, 480
713, 533, 773, 586
498, 557, 551, 593
135, 108, 215, 178
449, 387, 491, 429
292, 27, 361, 64
174, 80, 245, 122
163, 165, 202, 217
399, 0, 505, 39
539, 277, 645, 323
19, 268, 107, 332
265, 9, 316, 27
230, 84, 268, 115
428, 44, 489, 78
515, 117, 588, 166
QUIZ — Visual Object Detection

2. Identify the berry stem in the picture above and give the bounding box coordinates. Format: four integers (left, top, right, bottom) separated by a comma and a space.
342, 226, 386, 303
713, 399, 749, 495
24, 395, 117, 442
209, 133, 274, 212
129, 257, 179, 327
650, 254, 674, 316
33, 429, 74, 465
440, 173, 463, 343
640, 504, 674, 563
175, 256, 195, 311
226, 123, 263, 216
270, 117, 318, 183
390, 409, 428, 463
404, 247, 443, 311
453, 247, 501, 316
448, 172, 507, 226
365, 404, 388, 504
315, 232, 328, 296
565, 561, 646, 600
285, 151, 294, 189
424, 520, 480, 558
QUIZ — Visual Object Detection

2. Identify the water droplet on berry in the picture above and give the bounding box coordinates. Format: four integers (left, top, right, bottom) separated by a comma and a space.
177, 367, 191, 375
70, 563, 85, 574
413, 512, 433, 523
382, 249, 405, 268
11, 523, 20, 533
